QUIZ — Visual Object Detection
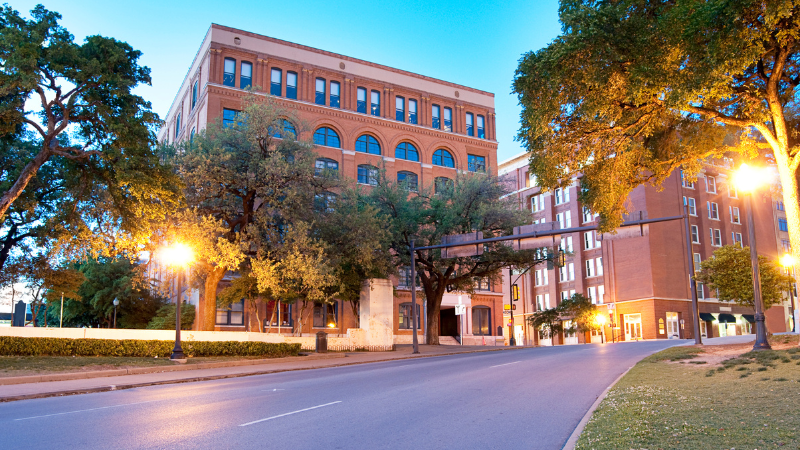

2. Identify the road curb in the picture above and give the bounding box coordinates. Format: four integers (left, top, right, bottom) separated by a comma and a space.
562, 365, 634, 450
0, 346, 528, 403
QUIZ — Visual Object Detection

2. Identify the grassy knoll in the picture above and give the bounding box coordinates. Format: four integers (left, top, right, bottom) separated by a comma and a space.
576, 344, 800, 449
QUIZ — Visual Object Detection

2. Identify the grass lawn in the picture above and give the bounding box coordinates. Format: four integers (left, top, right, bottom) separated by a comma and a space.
0, 355, 282, 377
576, 339, 800, 449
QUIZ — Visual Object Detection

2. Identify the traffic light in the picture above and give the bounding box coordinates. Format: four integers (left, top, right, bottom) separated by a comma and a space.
511, 284, 520, 301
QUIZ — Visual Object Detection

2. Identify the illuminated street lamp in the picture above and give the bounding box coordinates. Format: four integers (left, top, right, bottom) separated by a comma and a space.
595, 313, 607, 344
734, 163, 771, 350
161, 243, 194, 361
780, 253, 798, 334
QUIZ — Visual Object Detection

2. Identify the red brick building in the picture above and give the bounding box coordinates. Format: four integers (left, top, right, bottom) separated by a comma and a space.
157, 24, 504, 343
499, 153, 791, 345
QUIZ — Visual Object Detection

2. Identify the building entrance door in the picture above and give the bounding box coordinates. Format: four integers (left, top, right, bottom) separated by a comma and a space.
666, 312, 680, 339
624, 313, 642, 341
563, 320, 578, 345
439, 308, 458, 338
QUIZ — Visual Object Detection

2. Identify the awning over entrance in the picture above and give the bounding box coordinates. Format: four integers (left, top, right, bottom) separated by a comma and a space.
717, 313, 737, 323
699, 313, 715, 322
742, 314, 755, 323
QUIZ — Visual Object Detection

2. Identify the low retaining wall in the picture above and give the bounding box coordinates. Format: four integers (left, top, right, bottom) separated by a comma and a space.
0, 327, 394, 352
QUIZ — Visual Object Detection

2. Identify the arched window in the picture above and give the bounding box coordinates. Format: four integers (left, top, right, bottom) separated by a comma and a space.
355, 134, 381, 155
397, 171, 418, 192
472, 306, 491, 336
191, 81, 198, 109
357, 165, 379, 186
398, 302, 421, 329
432, 149, 455, 168
315, 158, 339, 177
434, 176, 453, 194
314, 191, 337, 212
395, 142, 419, 162
314, 127, 341, 148
271, 119, 296, 139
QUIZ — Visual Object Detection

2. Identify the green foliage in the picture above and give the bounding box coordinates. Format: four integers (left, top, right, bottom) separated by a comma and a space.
146, 302, 196, 330
528, 293, 602, 342
513, 0, 800, 234
0, 336, 300, 358
45, 258, 167, 329
527, 307, 563, 342
365, 171, 548, 343
0, 5, 181, 269
695, 245, 793, 309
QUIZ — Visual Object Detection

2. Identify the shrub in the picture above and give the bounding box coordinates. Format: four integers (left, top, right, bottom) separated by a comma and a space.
0, 336, 300, 358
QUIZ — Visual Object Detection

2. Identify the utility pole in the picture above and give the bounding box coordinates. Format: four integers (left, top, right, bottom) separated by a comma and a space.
683, 203, 702, 344
59, 292, 64, 328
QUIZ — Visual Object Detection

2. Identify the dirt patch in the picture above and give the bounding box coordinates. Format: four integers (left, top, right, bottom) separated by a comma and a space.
672, 337, 800, 366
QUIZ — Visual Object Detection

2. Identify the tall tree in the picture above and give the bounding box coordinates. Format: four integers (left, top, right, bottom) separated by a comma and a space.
514, 0, 800, 270
366, 172, 548, 344
0, 5, 181, 267
696, 245, 793, 312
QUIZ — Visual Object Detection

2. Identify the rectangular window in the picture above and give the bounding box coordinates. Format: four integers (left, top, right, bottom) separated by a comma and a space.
596, 257, 603, 276
432, 104, 441, 129
357, 87, 367, 113
399, 303, 421, 330
408, 99, 417, 124
733, 232, 744, 247
582, 207, 593, 223
174, 113, 181, 138
706, 175, 716, 193
397, 266, 419, 288
265, 301, 292, 328
477, 115, 485, 138
443, 107, 452, 132
466, 112, 474, 136
191, 81, 198, 109
476, 278, 492, 291
270, 68, 282, 96
370, 90, 380, 116
693, 253, 702, 272
216, 300, 244, 326
559, 235, 573, 253
556, 211, 572, 229
315, 78, 326, 106
680, 170, 695, 189
708, 202, 719, 220
696, 281, 705, 300
691, 225, 699, 243
777, 201, 785, 211
779, 218, 789, 232
395, 96, 405, 121
472, 307, 491, 335
536, 294, 544, 311
330, 81, 340, 108
728, 185, 738, 198
240, 61, 252, 89
584, 231, 595, 250
730, 206, 740, 224
554, 187, 570, 204
597, 285, 605, 304
595, 231, 602, 248
313, 302, 338, 328
223, 58, 236, 87
781, 239, 791, 252
588, 286, 597, 304
468, 154, 486, 173
586, 259, 595, 277
683, 196, 697, 216
711, 228, 722, 246
222, 108, 240, 128
531, 195, 545, 212
286, 72, 297, 99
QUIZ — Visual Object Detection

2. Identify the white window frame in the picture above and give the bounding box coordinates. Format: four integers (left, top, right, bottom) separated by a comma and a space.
596, 257, 604, 276
708, 201, 719, 220
710, 228, 722, 246
588, 286, 597, 304
706, 175, 716, 193
693, 253, 702, 272
531, 194, 545, 212
597, 285, 605, 304
691, 225, 700, 244
585, 259, 595, 278
730, 206, 740, 224
683, 197, 697, 216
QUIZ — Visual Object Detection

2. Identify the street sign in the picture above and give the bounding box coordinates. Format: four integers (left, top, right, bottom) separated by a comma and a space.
503, 304, 511, 310
503, 311, 512, 316
454, 304, 466, 315
441, 232, 484, 258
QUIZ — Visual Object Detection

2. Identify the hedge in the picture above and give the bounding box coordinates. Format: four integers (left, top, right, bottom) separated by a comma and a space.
0, 336, 301, 358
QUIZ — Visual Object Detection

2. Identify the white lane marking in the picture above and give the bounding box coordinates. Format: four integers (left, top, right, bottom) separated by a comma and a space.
239, 401, 342, 427
489, 361, 521, 368
15, 400, 158, 421
261, 389, 285, 392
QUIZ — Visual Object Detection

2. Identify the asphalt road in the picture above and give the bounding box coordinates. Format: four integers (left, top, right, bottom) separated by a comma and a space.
0, 340, 683, 450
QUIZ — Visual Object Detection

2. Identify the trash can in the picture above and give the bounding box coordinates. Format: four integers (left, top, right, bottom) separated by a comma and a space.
315, 331, 328, 353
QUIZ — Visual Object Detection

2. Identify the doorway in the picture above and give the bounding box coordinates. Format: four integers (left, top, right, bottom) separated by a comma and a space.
439, 308, 458, 337
666, 312, 680, 339
624, 313, 642, 341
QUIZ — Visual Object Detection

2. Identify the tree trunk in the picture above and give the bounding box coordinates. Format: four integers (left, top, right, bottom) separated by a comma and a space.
425, 297, 441, 345
0, 146, 51, 219
203, 266, 226, 331
266, 302, 276, 333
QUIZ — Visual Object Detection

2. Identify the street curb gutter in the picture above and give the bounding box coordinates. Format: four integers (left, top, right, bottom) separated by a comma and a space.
561, 365, 634, 450
0, 353, 344, 386
0, 346, 528, 403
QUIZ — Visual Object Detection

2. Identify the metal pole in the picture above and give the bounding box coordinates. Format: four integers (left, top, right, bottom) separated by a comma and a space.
59, 292, 64, 328
508, 268, 516, 346
410, 240, 420, 354
113, 305, 117, 329
744, 193, 771, 350
683, 204, 702, 345
171, 267, 186, 360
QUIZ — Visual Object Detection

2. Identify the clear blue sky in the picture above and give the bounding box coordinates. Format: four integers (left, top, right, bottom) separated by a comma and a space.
11, 0, 562, 162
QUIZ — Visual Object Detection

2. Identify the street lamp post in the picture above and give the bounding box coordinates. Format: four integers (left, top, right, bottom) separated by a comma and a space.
113, 298, 119, 329
736, 163, 771, 351
596, 313, 607, 344
161, 243, 194, 361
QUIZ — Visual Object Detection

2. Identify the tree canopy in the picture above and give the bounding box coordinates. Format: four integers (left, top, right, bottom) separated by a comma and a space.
696, 245, 793, 311
514, 0, 800, 269
0, 5, 181, 270
365, 171, 548, 344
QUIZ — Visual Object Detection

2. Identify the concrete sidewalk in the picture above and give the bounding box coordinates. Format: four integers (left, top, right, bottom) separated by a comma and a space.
0, 344, 525, 402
